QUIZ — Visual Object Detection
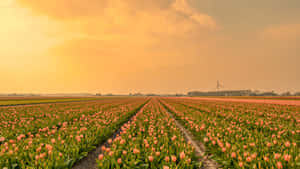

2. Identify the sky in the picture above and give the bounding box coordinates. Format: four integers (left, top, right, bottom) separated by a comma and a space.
0, 0, 300, 94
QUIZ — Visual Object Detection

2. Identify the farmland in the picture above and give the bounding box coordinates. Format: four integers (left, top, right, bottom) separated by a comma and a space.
0, 97, 111, 106
161, 98, 300, 168
0, 97, 299, 168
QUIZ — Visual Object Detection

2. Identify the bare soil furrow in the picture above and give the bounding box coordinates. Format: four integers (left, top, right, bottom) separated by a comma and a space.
166, 111, 219, 169
72, 100, 150, 169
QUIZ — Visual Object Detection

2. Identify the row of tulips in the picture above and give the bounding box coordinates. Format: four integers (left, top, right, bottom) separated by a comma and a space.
97, 98, 202, 169
160, 98, 300, 169
0, 98, 148, 168
0, 98, 135, 141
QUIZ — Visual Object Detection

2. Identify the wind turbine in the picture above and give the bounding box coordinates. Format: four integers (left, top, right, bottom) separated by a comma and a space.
216, 80, 224, 91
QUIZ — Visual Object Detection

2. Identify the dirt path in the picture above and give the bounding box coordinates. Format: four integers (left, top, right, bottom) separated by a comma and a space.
184, 97, 300, 106
72, 101, 149, 169
166, 111, 219, 169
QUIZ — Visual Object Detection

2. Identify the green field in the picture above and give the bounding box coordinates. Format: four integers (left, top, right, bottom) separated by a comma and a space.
0, 97, 107, 106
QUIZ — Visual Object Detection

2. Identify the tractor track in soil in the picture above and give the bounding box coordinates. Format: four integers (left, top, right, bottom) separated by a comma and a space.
166, 111, 219, 169
73, 99, 219, 169
158, 100, 219, 169
72, 101, 150, 169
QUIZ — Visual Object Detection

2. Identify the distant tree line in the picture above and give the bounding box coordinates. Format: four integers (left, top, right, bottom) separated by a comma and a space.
187, 90, 300, 97
94, 90, 300, 97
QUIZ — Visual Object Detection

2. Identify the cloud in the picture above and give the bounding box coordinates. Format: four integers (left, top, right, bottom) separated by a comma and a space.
17, 0, 217, 36
17, 0, 218, 69
172, 0, 216, 28
2, 0, 299, 93
13, 0, 222, 93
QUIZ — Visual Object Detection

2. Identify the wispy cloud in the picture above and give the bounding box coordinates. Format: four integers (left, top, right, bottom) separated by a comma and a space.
17, 0, 217, 37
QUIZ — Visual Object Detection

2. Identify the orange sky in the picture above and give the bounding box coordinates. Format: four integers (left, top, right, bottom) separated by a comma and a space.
1, 0, 300, 94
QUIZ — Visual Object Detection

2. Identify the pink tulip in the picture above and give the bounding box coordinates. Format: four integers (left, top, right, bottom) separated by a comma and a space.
246, 157, 252, 162
148, 156, 154, 162
264, 156, 269, 162
285, 141, 290, 148
98, 154, 104, 161
187, 158, 191, 164
274, 153, 281, 160
117, 158, 122, 164
120, 139, 125, 145
204, 137, 209, 142
165, 156, 170, 162
171, 155, 177, 162
133, 148, 140, 154
277, 162, 283, 169
171, 136, 176, 141
251, 153, 257, 159
231, 152, 236, 158
76, 136, 81, 142
180, 152, 186, 159
283, 154, 291, 162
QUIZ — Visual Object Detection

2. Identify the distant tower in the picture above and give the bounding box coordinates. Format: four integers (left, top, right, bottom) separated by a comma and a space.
216, 80, 224, 91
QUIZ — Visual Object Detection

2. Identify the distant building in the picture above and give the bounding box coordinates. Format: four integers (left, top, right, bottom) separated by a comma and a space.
281, 92, 292, 96
187, 90, 252, 96
257, 92, 278, 96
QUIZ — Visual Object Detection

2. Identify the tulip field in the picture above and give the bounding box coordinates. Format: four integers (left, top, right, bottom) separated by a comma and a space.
0, 97, 299, 169
97, 99, 201, 169
0, 97, 106, 106
161, 98, 300, 169
0, 98, 147, 168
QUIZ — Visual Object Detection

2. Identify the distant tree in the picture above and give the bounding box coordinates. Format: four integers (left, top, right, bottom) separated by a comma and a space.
281, 91, 292, 96
133, 93, 143, 96
294, 92, 300, 96
175, 93, 185, 96
259, 91, 279, 96
250, 90, 260, 96
145, 93, 158, 96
